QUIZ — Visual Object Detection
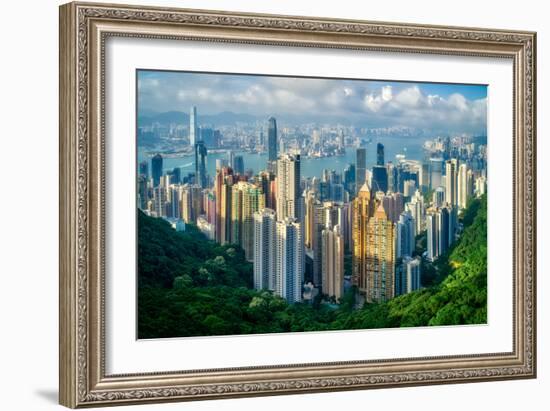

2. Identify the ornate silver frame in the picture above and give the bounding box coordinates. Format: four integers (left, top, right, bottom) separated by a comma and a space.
59, 1, 537, 408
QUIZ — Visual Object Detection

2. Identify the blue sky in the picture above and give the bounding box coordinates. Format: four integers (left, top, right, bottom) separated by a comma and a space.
137, 70, 487, 135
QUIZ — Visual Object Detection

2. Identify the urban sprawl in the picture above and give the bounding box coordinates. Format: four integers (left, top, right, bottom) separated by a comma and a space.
138, 106, 487, 307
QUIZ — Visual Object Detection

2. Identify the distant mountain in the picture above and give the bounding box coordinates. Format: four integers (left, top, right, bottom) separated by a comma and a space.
138, 111, 262, 127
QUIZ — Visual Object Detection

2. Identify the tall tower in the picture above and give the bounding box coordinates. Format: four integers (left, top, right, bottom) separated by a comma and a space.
396, 210, 416, 258
321, 224, 344, 300
458, 163, 474, 209
194, 141, 208, 188
364, 205, 396, 303
376, 143, 385, 166
352, 181, 373, 291
151, 153, 163, 187
231, 182, 265, 261
214, 167, 233, 243
429, 157, 443, 190
311, 201, 325, 288
267, 117, 278, 172
276, 154, 302, 222
445, 158, 459, 207
355, 148, 367, 193
275, 218, 304, 303
189, 106, 198, 146
371, 165, 388, 194
253, 208, 277, 291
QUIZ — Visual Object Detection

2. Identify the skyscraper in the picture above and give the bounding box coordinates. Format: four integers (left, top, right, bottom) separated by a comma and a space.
189, 106, 198, 146
253, 208, 277, 291
396, 210, 416, 258
376, 143, 385, 166
139, 161, 148, 178
356, 148, 367, 193
426, 205, 456, 261
405, 189, 426, 233
343, 163, 356, 194
395, 256, 422, 296
321, 224, 344, 300
432, 186, 445, 207
231, 182, 265, 261
352, 182, 373, 292
214, 166, 233, 243
371, 165, 388, 194
475, 175, 487, 198
445, 158, 459, 208
364, 205, 396, 303
458, 163, 474, 209
275, 218, 304, 303
151, 153, 163, 187
194, 141, 208, 188
311, 201, 325, 288
267, 117, 278, 172
276, 154, 302, 221
429, 157, 443, 190
233, 155, 244, 175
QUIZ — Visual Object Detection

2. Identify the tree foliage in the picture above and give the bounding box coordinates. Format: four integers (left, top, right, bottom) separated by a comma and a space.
138, 195, 487, 338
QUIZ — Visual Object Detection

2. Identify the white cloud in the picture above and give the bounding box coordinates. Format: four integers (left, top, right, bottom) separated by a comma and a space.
137, 72, 487, 134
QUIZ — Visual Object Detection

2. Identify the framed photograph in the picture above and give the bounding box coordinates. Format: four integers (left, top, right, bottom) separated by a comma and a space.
59, 2, 537, 408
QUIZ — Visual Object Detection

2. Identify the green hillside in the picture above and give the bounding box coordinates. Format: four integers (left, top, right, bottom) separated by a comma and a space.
138, 195, 487, 338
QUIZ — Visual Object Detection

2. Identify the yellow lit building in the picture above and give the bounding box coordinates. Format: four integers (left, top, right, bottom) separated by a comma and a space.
352, 182, 396, 303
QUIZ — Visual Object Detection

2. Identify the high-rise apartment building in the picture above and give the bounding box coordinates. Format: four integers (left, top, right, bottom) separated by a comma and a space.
458, 163, 474, 209
253, 208, 277, 291
445, 158, 459, 207
231, 182, 265, 261
275, 218, 304, 303
276, 154, 302, 221
364, 205, 396, 303
321, 224, 345, 300
395, 256, 422, 296
396, 210, 416, 258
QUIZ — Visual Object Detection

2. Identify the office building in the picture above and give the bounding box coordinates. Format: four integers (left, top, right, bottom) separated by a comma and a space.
267, 117, 278, 172
371, 165, 388, 194
189, 106, 198, 146
396, 210, 416, 258
233, 155, 244, 175
356, 148, 367, 193
139, 161, 148, 178
194, 141, 208, 188
376, 143, 385, 166
151, 153, 163, 187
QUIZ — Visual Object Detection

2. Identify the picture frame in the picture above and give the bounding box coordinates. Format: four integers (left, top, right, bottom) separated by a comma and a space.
59, 1, 537, 408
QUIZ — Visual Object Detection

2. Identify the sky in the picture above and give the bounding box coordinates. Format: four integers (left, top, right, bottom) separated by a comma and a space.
137, 70, 488, 135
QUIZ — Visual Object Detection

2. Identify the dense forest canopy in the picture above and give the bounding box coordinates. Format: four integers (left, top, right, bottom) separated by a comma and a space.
138, 195, 487, 338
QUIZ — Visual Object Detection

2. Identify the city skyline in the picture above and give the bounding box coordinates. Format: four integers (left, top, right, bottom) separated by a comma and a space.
137, 71, 488, 338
